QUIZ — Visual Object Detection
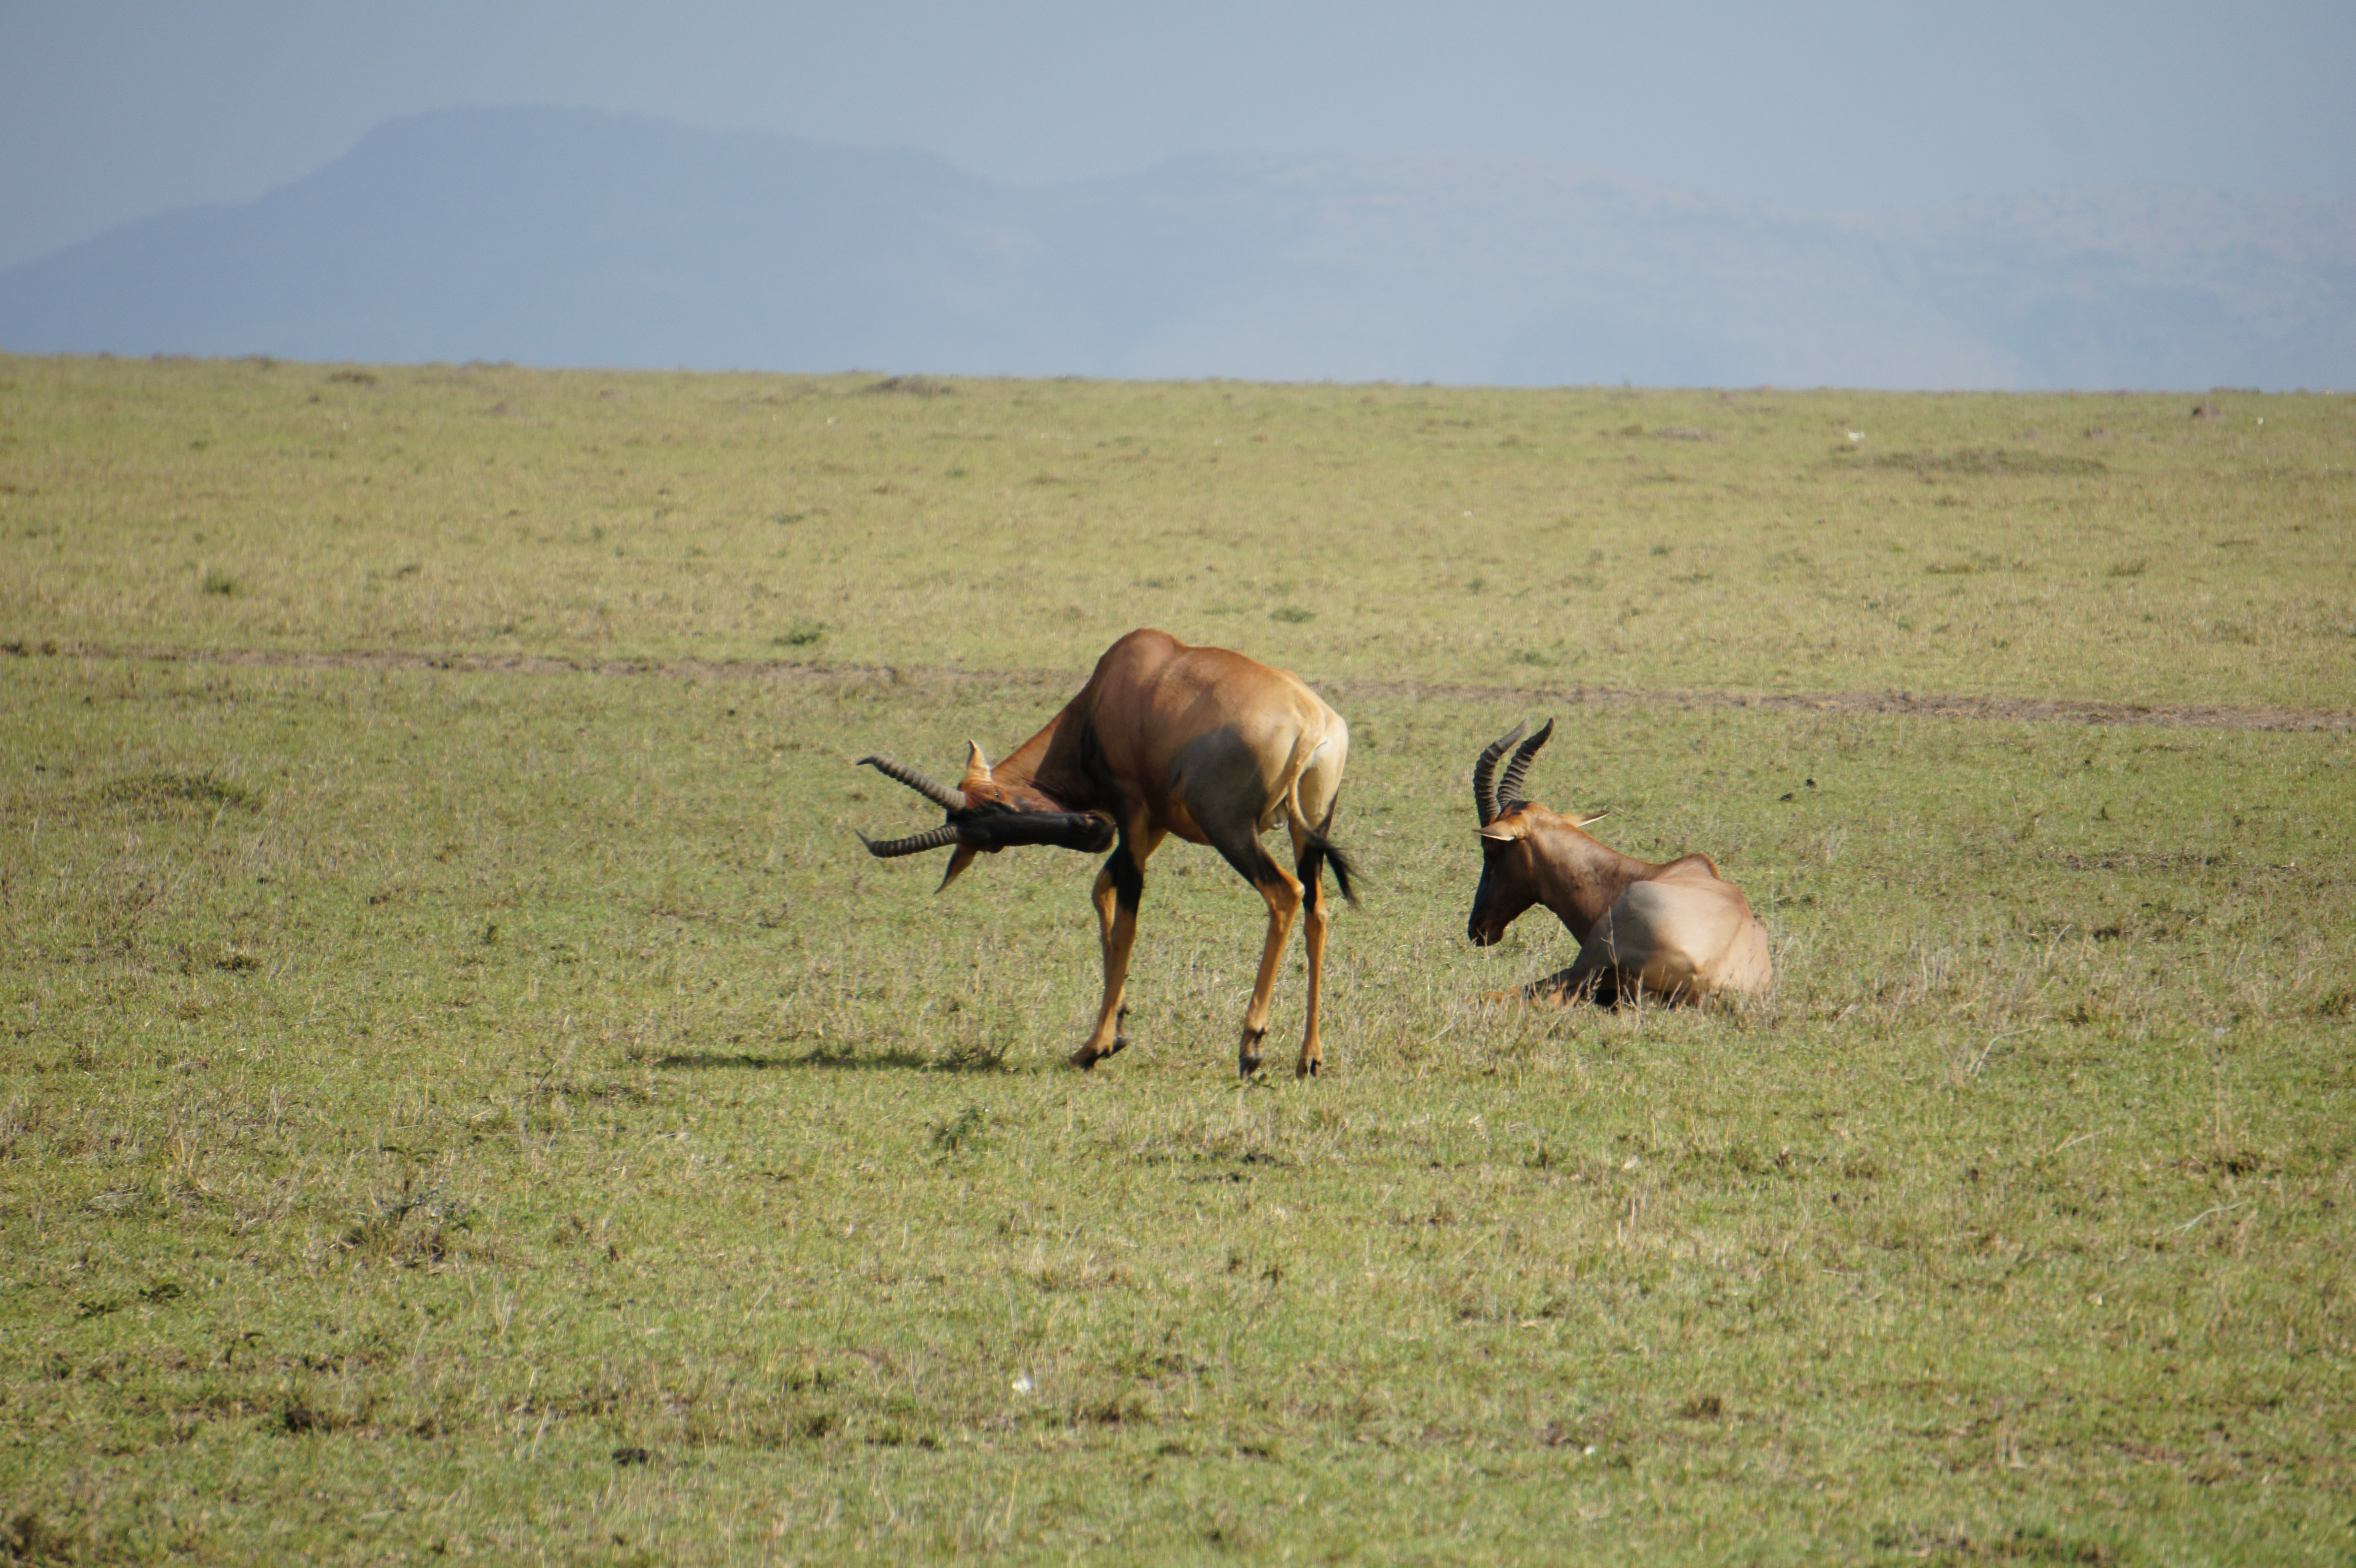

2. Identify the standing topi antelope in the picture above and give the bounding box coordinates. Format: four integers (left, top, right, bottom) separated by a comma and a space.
1467, 720, 1770, 1005
856, 629, 1356, 1077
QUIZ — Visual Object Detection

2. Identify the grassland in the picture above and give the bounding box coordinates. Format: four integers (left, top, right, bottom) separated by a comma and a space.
1, 354, 2352, 1564
4, 356, 2352, 708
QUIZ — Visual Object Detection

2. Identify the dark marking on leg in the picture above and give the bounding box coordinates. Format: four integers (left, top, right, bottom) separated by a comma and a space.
1239, 1026, 1267, 1079
1525, 964, 1620, 1008
1107, 845, 1145, 910
1211, 836, 1284, 892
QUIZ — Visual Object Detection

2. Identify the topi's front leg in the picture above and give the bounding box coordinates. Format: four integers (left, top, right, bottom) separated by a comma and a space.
1071, 833, 1156, 1069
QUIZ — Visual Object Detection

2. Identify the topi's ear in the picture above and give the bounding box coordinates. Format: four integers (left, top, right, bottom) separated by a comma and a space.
1575, 810, 1611, 829
1478, 818, 1528, 842
937, 843, 980, 891
958, 741, 995, 793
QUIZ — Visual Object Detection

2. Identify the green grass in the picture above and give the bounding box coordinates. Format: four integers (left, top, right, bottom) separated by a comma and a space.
2, 356, 2350, 710
1, 356, 2352, 1563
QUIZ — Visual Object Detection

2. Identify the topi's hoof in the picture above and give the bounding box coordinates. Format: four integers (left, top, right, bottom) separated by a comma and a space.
1070, 1036, 1127, 1071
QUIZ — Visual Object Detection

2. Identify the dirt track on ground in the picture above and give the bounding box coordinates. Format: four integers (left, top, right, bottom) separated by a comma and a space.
18, 641, 2354, 733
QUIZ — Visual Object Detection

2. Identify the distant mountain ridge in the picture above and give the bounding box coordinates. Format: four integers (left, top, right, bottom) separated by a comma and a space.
3, 106, 2349, 389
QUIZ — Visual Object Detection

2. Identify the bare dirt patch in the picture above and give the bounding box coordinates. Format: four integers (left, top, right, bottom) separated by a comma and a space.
27, 641, 2355, 733
1324, 678, 2355, 734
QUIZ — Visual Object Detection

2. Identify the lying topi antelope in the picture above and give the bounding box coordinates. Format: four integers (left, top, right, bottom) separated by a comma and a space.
856, 628, 1356, 1077
1467, 720, 1770, 1005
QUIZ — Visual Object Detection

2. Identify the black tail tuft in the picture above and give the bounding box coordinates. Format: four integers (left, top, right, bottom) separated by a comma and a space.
1298, 829, 1360, 906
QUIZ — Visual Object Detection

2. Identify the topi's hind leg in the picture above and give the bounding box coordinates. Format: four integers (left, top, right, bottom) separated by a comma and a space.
1295, 854, 1328, 1077
1238, 867, 1303, 1078
1288, 800, 1349, 1078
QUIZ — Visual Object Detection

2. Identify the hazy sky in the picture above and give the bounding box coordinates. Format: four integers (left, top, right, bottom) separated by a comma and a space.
5, 1, 2352, 271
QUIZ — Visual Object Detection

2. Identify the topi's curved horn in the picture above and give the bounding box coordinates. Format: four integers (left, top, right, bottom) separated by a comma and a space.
858, 754, 965, 811
1472, 721, 1526, 825
858, 824, 963, 858
1496, 718, 1555, 812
